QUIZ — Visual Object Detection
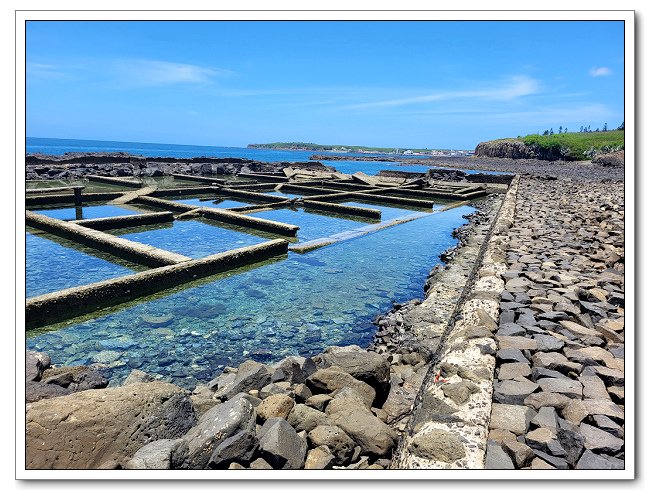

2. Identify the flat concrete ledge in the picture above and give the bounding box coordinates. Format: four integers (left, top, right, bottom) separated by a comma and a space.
302, 199, 381, 219
72, 211, 175, 230
217, 187, 290, 204
199, 207, 299, 237
136, 196, 207, 213
26, 192, 125, 207
26, 186, 85, 195
26, 239, 289, 329
236, 172, 290, 182
86, 175, 142, 188
171, 173, 224, 185
26, 211, 190, 267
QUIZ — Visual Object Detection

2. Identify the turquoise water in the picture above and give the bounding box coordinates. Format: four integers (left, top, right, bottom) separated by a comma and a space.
252, 208, 369, 243
111, 220, 269, 259
26, 231, 137, 297
32, 204, 140, 221
26, 205, 475, 388
262, 191, 302, 199
169, 197, 251, 209
341, 201, 439, 221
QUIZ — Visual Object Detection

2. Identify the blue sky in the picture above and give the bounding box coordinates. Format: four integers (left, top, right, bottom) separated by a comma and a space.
26, 20, 625, 149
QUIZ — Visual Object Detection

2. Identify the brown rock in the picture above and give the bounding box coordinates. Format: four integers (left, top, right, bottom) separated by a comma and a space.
257, 394, 295, 421
26, 382, 196, 469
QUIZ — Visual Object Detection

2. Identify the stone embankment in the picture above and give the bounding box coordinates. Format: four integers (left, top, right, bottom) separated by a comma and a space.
25, 152, 332, 180
486, 176, 624, 470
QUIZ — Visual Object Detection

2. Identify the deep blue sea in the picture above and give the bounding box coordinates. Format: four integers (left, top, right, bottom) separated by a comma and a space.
26, 137, 496, 176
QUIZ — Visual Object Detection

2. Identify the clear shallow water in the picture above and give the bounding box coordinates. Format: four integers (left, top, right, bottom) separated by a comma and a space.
342, 201, 439, 222
251, 208, 370, 243
27, 205, 475, 388
26, 231, 137, 297
111, 220, 269, 259
262, 191, 301, 199
170, 197, 251, 209
32, 204, 140, 221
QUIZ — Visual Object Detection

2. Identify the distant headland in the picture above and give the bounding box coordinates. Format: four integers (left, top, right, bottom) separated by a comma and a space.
246, 142, 472, 156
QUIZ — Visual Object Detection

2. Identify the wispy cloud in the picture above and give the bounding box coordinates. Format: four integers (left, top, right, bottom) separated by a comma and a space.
590, 67, 612, 77
112, 59, 233, 87
343, 75, 540, 109
27, 62, 75, 80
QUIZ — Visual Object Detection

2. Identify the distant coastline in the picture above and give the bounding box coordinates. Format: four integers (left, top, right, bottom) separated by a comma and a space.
247, 141, 472, 156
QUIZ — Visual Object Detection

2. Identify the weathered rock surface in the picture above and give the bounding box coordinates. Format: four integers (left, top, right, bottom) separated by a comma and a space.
26, 382, 196, 469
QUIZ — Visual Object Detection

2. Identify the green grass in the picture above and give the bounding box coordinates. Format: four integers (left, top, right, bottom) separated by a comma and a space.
520, 130, 624, 161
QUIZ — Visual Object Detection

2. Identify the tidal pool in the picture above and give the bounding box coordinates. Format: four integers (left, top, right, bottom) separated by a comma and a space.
341, 200, 439, 222
27, 204, 476, 388
26, 230, 139, 297
169, 197, 252, 209
109, 219, 269, 259
32, 204, 142, 221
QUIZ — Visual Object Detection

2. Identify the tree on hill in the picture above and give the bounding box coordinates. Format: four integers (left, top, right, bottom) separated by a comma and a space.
617, 121, 624, 130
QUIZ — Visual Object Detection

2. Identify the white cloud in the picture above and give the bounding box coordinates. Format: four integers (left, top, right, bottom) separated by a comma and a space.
344, 75, 540, 109
113, 59, 232, 87
590, 67, 612, 77
27, 62, 75, 80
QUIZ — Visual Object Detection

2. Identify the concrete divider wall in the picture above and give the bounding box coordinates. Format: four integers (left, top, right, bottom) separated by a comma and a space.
26, 239, 289, 329
302, 199, 381, 219
199, 207, 299, 237
72, 211, 175, 230
86, 175, 142, 188
26, 192, 125, 207
217, 188, 290, 203
26, 211, 190, 267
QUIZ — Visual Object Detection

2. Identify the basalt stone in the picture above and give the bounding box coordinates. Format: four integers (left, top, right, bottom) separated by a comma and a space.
258, 418, 307, 470
305, 394, 332, 412
26, 381, 72, 403
26, 350, 51, 381
308, 425, 356, 465
532, 450, 569, 469
538, 311, 571, 321
576, 450, 624, 470
592, 415, 624, 438
499, 310, 516, 325
287, 404, 330, 433
503, 439, 535, 467
27, 382, 196, 469
591, 366, 624, 386
218, 360, 271, 401
525, 427, 556, 451
123, 369, 156, 386
533, 334, 565, 352
565, 346, 614, 366
256, 394, 294, 421
496, 349, 529, 364
476, 309, 498, 331
498, 362, 532, 381
485, 441, 515, 469
496, 336, 537, 350
537, 378, 583, 399
464, 326, 492, 339
318, 345, 391, 402
494, 379, 540, 405
125, 439, 189, 470
259, 382, 291, 399
557, 428, 585, 465
489, 403, 536, 436
183, 394, 256, 469
531, 352, 582, 374
531, 406, 558, 430
304, 445, 336, 470
408, 429, 465, 463
249, 458, 273, 470
582, 399, 624, 422
580, 422, 624, 454
326, 401, 397, 456
497, 323, 527, 337
412, 393, 462, 431
531, 367, 571, 381
524, 392, 571, 410
208, 429, 258, 469
306, 367, 376, 408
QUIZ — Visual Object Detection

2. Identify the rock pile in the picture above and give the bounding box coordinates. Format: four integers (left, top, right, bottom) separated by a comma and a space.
486, 176, 624, 470
25, 153, 333, 180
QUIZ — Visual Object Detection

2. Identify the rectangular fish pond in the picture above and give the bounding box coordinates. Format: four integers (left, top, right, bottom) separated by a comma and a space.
26, 229, 144, 297
26, 204, 477, 389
